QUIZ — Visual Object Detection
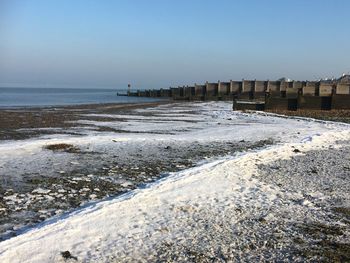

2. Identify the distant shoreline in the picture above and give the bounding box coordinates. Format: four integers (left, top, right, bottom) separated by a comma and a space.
0, 87, 164, 108
0, 99, 169, 110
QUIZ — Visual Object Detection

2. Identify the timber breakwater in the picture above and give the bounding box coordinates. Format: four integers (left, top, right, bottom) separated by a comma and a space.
127, 78, 350, 111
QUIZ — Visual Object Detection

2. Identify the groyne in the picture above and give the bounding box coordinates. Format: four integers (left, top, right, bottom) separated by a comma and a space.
126, 79, 350, 111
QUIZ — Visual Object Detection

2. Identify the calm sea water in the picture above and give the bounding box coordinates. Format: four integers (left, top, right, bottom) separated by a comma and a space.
0, 87, 161, 108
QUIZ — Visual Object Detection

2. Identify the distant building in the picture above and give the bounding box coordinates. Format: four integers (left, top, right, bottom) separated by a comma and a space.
338, 73, 350, 83
277, 77, 292, 82
319, 77, 337, 84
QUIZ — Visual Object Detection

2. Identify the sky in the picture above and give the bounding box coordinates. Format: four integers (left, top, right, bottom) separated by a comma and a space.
0, 0, 349, 89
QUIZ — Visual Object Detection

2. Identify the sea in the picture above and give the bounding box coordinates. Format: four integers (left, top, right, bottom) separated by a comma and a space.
0, 87, 161, 108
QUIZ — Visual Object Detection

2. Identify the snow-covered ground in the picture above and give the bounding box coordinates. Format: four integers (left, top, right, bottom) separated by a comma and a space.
0, 102, 349, 262
0, 102, 342, 179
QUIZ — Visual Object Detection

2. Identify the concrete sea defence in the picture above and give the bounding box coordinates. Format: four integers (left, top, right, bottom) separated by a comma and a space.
127, 79, 350, 111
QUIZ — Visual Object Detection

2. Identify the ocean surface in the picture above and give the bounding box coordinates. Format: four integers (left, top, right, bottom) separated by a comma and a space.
0, 87, 162, 108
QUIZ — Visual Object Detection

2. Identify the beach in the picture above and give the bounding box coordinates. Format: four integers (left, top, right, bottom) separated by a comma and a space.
0, 101, 349, 262
3, 0, 350, 261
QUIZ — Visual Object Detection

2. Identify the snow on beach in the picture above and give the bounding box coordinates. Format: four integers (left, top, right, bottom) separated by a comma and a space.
0, 102, 349, 262
0, 101, 331, 192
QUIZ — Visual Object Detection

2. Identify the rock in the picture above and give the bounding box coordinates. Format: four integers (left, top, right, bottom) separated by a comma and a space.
293, 149, 301, 153
258, 217, 266, 223
61, 251, 77, 261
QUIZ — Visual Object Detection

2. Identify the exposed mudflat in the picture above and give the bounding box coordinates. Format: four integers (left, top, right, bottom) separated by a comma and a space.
0, 102, 168, 140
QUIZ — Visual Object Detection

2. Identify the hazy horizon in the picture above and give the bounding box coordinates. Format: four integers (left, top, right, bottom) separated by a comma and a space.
1, 0, 349, 89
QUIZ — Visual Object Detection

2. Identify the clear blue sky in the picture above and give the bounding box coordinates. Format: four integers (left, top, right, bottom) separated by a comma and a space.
0, 0, 349, 89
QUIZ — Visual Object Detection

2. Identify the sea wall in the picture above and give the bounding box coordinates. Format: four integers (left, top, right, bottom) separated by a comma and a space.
127, 79, 350, 110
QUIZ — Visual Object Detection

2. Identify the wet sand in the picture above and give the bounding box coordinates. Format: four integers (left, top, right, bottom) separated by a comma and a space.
0, 102, 169, 140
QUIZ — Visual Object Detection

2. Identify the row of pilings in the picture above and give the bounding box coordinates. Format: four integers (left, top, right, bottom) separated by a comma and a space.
128, 80, 350, 110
